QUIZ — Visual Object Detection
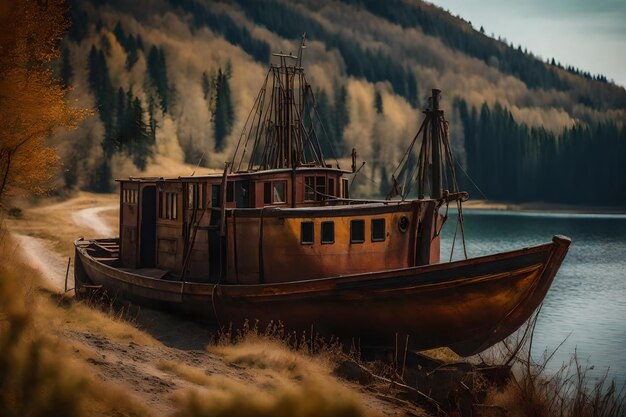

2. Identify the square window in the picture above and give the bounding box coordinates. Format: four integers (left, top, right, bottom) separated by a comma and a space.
301, 222, 314, 245
350, 219, 365, 243
328, 178, 335, 197
372, 218, 386, 242
263, 182, 271, 205
273, 182, 286, 203
304, 176, 315, 201
321, 221, 334, 244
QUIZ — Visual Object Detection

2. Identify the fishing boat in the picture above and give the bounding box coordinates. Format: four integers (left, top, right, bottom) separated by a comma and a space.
74, 41, 570, 356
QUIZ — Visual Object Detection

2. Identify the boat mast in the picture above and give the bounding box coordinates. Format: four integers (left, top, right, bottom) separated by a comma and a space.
230, 35, 329, 172
430, 89, 443, 199
387, 88, 467, 202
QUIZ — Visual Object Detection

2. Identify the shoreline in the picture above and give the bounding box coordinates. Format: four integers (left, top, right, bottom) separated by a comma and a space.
461, 200, 626, 215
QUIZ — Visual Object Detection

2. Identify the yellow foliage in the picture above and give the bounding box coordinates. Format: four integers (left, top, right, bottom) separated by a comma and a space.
0, 0, 90, 198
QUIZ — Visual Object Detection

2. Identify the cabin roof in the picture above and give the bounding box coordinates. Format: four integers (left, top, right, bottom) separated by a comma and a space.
115, 166, 350, 183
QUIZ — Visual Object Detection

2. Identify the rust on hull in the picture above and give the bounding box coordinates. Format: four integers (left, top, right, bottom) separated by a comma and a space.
75, 235, 570, 356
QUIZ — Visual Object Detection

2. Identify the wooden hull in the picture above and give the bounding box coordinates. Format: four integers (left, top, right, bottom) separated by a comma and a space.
74, 235, 570, 356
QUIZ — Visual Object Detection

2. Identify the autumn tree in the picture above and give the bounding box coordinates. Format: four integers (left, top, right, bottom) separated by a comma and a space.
0, 0, 88, 200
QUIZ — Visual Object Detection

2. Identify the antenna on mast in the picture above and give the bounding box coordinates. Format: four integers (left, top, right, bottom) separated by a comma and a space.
298, 32, 307, 68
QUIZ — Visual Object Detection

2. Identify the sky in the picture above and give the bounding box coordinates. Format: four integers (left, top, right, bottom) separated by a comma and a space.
429, 0, 626, 88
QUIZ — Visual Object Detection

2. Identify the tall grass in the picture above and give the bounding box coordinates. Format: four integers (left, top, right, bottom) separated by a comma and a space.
169, 320, 369, 417
0, 228, 151, 417
483, 312, 626, 417
0, 230, 88, 416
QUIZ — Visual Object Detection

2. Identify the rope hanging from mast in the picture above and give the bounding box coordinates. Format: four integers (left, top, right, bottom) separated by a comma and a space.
388, 89, 464, 201
387, 89, 469, 258
229, 34, 339, 173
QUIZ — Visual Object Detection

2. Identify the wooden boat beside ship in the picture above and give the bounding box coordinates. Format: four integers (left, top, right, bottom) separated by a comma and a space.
74, 43, 570, 356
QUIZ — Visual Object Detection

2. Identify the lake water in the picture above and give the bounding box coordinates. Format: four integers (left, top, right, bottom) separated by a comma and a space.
439, 209, 626, 386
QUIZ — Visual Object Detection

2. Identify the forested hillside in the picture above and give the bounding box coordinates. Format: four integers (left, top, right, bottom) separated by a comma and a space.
56, 0, 626, 206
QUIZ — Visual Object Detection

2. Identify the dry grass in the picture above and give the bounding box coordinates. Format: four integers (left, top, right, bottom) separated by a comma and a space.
172, 379, 364, 417
481, 313, 626, 417
0, 229, 153, 417
163, 322, 371, 417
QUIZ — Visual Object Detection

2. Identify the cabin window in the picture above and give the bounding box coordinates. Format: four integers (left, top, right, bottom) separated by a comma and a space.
235, 181, 250, 208
187, 184, 194, 209
350, 219, 365, 243
187, 183, 204, 209
315, 176, 325, 200
166, 194, 172, 219
342, 178, 350, 199
321, 221, 334, 244
273, 181, 286, 203
264, 181, 287, 205
372, 218, 386, 242
160, 192, 178, 220
263, 182, 271, 205
226, 182, 234, 202
301, 222, 314, 245
171, 193, 178, 219
197, 184, 204, 208
328, 178, 335, 197
304, 176, 315, 201
123, 189, 137, 204
211, 184, 221, 207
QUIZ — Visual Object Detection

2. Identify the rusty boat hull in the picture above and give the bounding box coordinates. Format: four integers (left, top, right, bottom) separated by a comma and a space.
74, 235, 570, 356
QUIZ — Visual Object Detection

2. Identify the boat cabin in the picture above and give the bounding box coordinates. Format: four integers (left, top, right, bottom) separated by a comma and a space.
117, 166, 441, 285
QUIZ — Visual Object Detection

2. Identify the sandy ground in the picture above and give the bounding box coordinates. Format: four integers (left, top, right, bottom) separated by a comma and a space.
4, 192, 420, 417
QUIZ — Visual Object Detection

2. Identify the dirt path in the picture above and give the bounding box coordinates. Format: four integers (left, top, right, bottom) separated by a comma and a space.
72, 205, 117, 237
13, 234, 70, 291
7, 193, 118, 292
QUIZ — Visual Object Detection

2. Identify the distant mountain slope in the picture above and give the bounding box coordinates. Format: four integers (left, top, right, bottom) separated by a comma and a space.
56, 0, 626, 206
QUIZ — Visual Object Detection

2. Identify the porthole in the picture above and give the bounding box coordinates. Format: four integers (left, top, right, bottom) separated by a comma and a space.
398, 216, 409, 233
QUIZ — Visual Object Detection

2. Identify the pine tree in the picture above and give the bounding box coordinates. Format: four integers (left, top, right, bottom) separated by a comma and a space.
87, 45, 116, 156
379, 166, 391, 197
213, 67, 234, 152
374, 90, 383, 114
147, 46, 170, 112
201, 71, 211, 100
115, 87, 127, 152
129, 97, 152, 170
147, 95, 157, 142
